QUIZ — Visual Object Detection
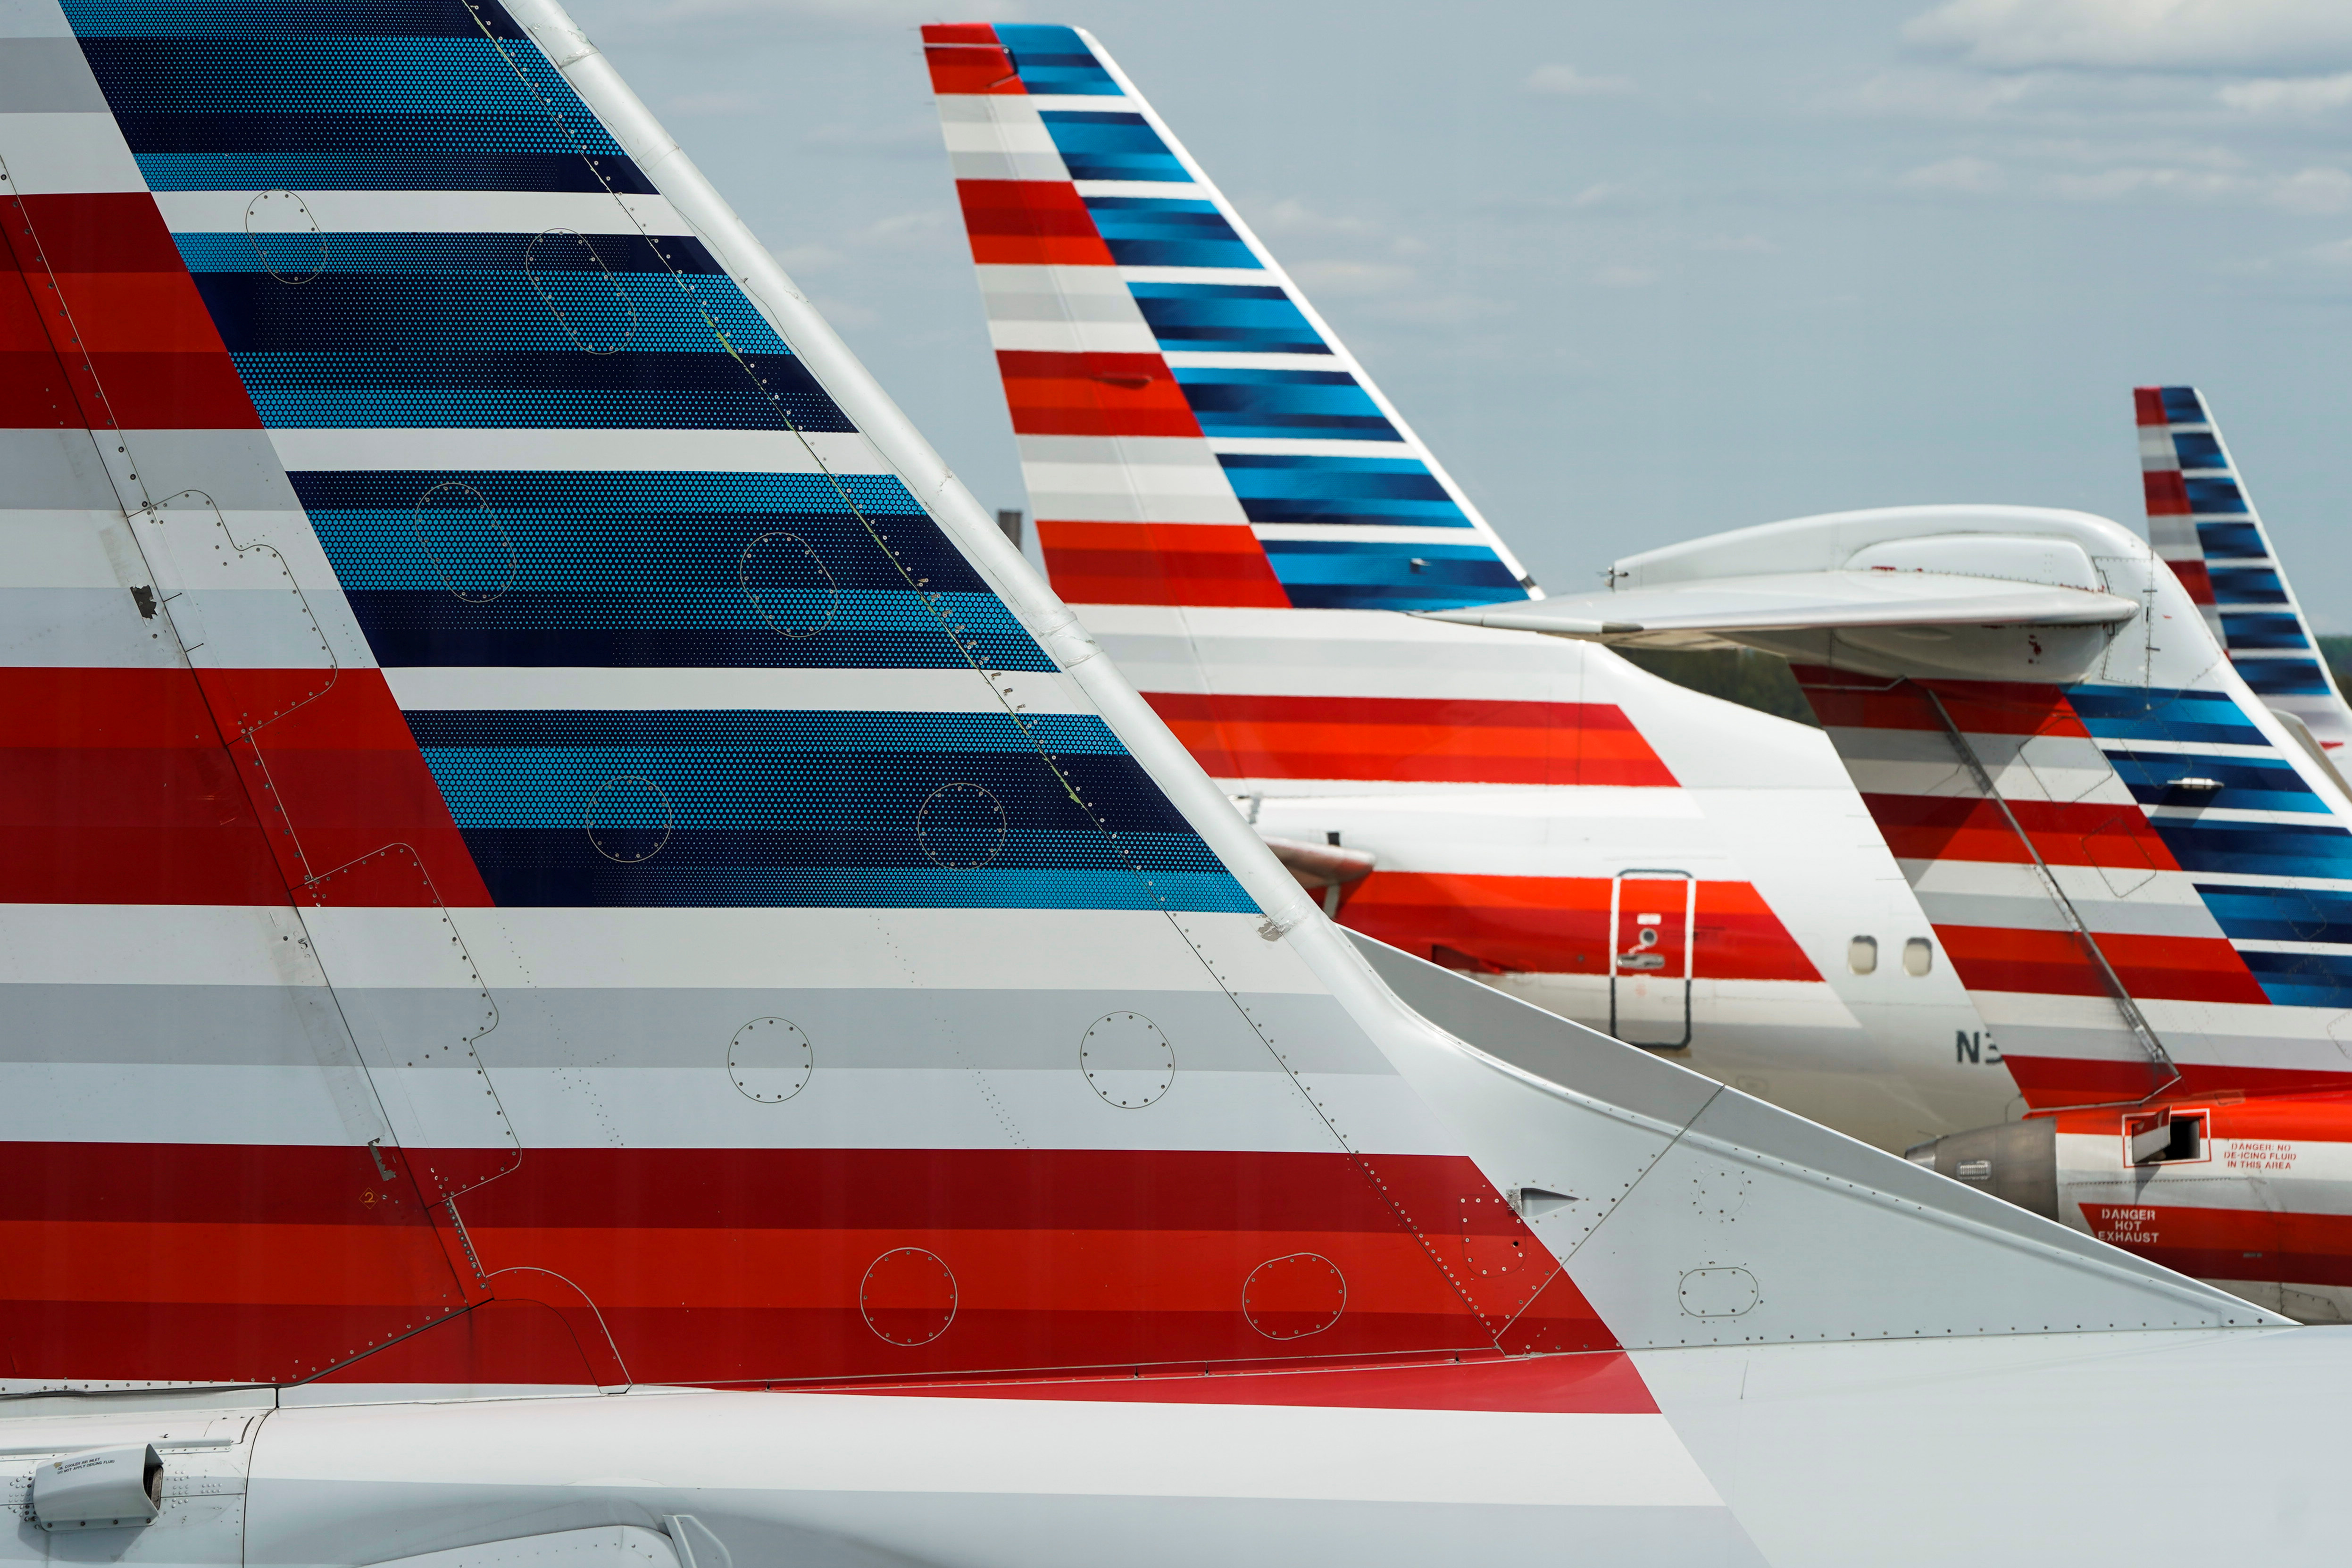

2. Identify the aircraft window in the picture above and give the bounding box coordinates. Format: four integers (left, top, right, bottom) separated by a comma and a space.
1903, 938, 1934, 976
1848, 936, 1877, 975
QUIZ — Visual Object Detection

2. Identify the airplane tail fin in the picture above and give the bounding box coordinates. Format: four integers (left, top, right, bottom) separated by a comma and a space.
2137, 384, 2352, 752
0, 0, 2271, 1399
921, 23, 1536, 612
1437, 505, 2352, 1110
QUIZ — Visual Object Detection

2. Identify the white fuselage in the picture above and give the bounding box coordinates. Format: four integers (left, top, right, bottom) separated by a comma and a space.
1088, 604, 2013, 1150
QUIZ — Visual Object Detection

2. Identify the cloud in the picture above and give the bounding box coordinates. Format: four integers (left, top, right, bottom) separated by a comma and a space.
774, 243, 845, 274
1848, 67, 2037, 118
2219, 72, 2352, 113
664, 88, 759, 116
582, 0, 1021, 43
2269, 166, 2352, 212
1594, 265, 1656, 288
2024, 160, 2349, 209
1526, 63, 1635, 97
1288, 259, 1417, 297
1251, 199, 1380, 240
1903, 0, 2352, 73
1901, 155, 2006, 192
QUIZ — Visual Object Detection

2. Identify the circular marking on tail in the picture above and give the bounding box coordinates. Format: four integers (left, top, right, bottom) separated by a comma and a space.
414, 482, 518, 602
740, 531, 838, 637
918, 783, 1007, 869
1677, 1266, 1760, 1318
1690, 1165, 1752, 1224
586, 776, 674, 864
525, 228, 638, 354
860, 1248, 957, 1346
1243, 1252, 1345, 1340
1080, 1011, 1174, 1108
1458, 1193, 1531, 1276
728, 1017, 812, 1103
245, 189, 324, 284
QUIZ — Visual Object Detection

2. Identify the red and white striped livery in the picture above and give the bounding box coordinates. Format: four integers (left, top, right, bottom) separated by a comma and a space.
921, 21, 2005, 1153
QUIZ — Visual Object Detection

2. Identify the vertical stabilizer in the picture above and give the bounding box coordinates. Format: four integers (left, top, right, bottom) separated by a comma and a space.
2136, 385, 2352, 752
0, 0, 2272, 1410
923, 23, 1535, 612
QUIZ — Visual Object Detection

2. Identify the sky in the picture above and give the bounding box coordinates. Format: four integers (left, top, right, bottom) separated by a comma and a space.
561, 0, 2352, 625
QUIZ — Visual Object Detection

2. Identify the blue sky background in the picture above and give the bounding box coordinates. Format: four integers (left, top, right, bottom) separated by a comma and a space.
564, 0, 2352, 624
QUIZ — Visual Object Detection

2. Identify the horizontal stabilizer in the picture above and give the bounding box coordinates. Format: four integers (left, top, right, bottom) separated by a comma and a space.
1425, 567, 2136, 642
1429, 506, 2163, 684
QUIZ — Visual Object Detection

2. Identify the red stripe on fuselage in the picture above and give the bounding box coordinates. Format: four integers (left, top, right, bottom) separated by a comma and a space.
2008, 1057, 2352, 1108
1341, 871, 1820, 982
845, 1347, 1658, 1413
1147, 691, 1678, 788
2075, 1201, 2352, 1291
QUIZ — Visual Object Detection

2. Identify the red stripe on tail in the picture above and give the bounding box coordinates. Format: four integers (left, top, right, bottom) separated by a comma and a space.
997, 349, 1201, 438
956, 180, 1112, 266
1038, 520, 1288, 607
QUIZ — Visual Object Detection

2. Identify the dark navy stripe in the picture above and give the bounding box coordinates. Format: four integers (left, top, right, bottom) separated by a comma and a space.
61, 0, 525, 41
2209, 567, 2289, 606
1037, 111, 1185, 183
2146, 819, 2352, 877
2195, 521, 2269, 560
1218, 454, 1468, 528
1263, 539, 1524, 611
424, 750, 1192, 834
2158, 387, 2205, 425
2236, 949, 2352, 1010
2107, 752, 2322, 813
2184, 476, 2249, 515
1128, 282, 1327, 355
2219, 613, 2310, 651
2069, 687, 2267, 746
300, 475, 972, 592
2170, 431, 2227, 470
1083, 198, 1257, 270
996, 24, 1121, 95
79, 37, 609, 117
2196, 884, 2352, 944
450, 852, 1255, 912
191, 276, 780, 356
176, 231, 729, 276
231, 352, 846, 431
1173, 367, 1397, 442
135, 149, 652, 193
345, 592, 1056, 673
2237, 659, 2335, 697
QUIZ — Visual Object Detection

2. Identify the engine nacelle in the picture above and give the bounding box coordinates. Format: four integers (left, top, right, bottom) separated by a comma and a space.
1905, 1119, 2058, 1221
